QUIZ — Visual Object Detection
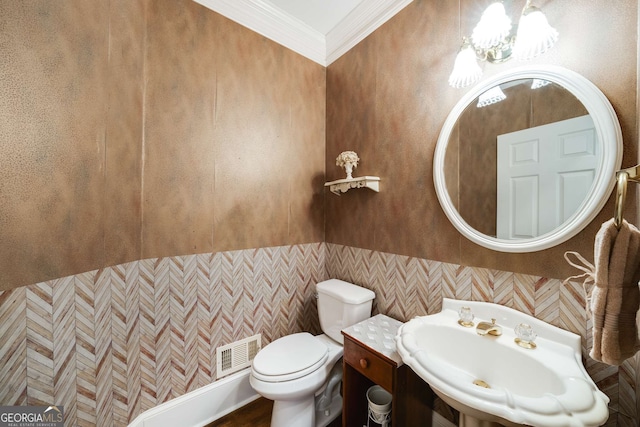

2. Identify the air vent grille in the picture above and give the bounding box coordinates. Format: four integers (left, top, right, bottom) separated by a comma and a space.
216, 334, 261, 379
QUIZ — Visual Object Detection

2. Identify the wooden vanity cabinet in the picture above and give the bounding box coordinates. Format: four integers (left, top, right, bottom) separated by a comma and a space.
341, 332, 434, 426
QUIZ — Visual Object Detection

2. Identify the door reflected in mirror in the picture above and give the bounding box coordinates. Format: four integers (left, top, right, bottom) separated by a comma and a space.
445, 79, 593, 239
433, 66, 622, 252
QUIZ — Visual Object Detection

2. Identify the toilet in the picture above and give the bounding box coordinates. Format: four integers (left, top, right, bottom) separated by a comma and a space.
250, 279, 375, 427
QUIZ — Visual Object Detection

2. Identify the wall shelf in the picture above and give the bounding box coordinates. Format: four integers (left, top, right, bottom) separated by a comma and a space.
324, 176, 380, 195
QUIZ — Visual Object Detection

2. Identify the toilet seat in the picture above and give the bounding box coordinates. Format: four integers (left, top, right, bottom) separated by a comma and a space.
252, 333, 329, 382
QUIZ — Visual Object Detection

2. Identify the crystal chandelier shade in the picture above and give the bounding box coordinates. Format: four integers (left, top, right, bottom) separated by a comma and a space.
448, 41, 483, 89
449, 1, 558, 88
512, 6, 559, 60
477, 85, 507, 108
471, 2, 512, 49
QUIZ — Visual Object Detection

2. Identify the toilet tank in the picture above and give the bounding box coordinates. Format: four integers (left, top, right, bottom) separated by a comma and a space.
316, 279, 375, 344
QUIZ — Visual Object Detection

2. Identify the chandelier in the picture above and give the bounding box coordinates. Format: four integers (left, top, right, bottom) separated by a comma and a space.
448, 0, 558, 88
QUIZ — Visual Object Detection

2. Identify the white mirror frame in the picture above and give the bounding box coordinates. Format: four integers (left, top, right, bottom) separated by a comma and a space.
434, 65, 623, 253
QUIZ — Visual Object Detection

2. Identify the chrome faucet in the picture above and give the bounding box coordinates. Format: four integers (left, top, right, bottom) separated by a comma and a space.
476, 318, 502, 336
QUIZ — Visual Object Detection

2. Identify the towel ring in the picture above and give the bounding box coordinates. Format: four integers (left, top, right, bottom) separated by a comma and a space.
614, 171, 628, 229
614, 165, 640, 229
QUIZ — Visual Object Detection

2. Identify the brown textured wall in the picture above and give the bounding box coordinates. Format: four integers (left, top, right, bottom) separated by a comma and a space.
326, 0, 638, 280
0, 1, 112, 289
142, 0, 325, 258
0, 0, 325, 291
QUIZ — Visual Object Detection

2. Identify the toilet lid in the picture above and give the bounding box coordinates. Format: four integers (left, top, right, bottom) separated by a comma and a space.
252, 332, 329, 382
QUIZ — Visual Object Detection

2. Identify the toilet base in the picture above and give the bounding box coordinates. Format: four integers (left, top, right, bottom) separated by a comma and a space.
315, 392, 342, 427
271, 398, 315, 427
269, 389, 342, 427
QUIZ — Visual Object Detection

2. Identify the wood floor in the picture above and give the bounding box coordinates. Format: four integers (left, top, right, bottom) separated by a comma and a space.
205, 397, 342, 427
206, 397, 273, 427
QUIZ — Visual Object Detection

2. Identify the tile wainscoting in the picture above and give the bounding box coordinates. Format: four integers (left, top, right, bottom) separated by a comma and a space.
0, 244, 326, 426
0, 242, 637, 425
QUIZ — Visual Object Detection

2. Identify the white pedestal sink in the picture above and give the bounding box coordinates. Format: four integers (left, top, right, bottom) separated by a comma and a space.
395, 298, 609, 427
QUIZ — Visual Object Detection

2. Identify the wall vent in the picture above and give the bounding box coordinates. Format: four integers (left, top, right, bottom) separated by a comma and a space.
216, 334, 261, 379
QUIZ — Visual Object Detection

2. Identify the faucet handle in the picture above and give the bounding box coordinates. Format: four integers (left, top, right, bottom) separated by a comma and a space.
457, 306, 474, 327
514, 323, 537, 349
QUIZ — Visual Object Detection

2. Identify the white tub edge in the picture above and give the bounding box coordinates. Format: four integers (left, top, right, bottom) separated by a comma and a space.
128, 369, 260, 427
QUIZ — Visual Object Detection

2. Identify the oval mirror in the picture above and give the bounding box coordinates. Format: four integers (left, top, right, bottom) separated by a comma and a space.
434, 65, 622, 252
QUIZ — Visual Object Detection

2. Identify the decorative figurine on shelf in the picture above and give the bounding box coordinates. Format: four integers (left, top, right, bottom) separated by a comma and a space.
336, 151, 360, 179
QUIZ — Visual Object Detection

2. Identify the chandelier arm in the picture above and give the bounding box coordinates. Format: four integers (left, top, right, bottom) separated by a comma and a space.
470, 42, 489, 61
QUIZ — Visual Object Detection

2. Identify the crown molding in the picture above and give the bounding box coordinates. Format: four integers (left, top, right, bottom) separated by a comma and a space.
325, 0, 413, 65
194, 0, 326, 64
193, 0, 413, 67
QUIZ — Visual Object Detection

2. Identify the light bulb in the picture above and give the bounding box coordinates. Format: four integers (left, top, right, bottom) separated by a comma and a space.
448, 43, 482, 89
512, 6, 558, 61
471, 2, 512, 49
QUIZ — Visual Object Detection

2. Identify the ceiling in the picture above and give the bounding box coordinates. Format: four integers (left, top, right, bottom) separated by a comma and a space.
267, 0, 364, 35
194, 0, 414, 66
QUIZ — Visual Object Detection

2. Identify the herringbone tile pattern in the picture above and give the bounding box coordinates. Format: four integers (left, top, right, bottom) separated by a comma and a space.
0, 243, 326, 426
0, 287, 26, 406
138, 258, 158, 411
0, 242, 635, 425
94, 269, 113, 427
75, 271, 97, 427
26, 282, 55, 406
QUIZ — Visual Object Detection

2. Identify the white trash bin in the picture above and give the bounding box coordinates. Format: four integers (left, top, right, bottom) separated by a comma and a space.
366, 385, 392, 427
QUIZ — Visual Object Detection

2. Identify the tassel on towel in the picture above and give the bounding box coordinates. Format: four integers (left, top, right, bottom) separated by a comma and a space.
566, 218, 640, 365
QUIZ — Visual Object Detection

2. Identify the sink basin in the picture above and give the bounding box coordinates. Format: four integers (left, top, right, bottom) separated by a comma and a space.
395, 298, 609, 427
